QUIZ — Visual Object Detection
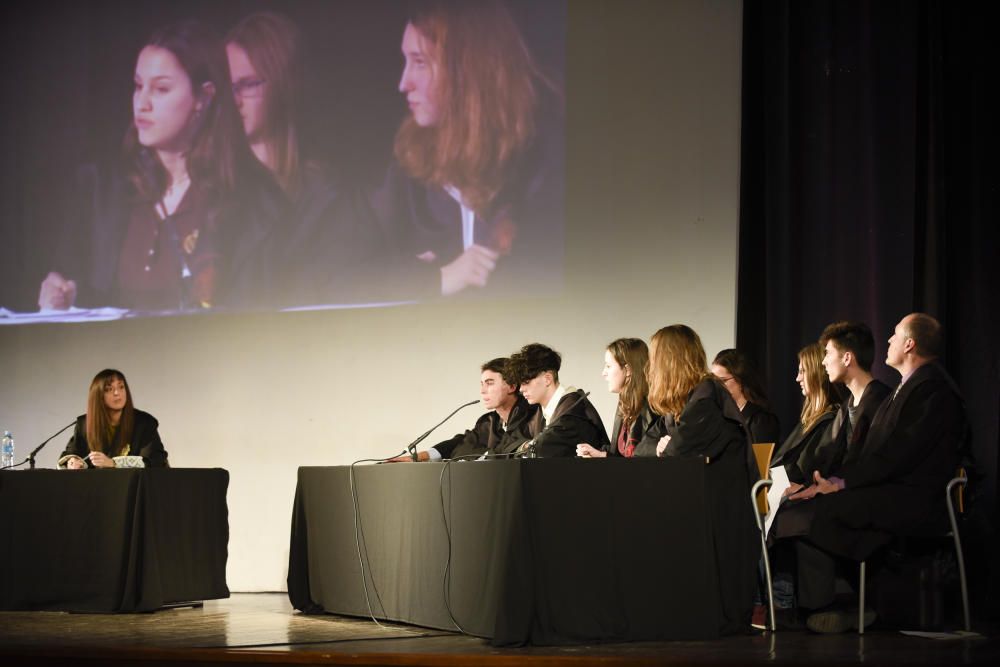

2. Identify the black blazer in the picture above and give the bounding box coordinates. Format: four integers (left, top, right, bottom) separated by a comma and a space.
525, 389, 610, 458
432, 395, 539, 459
829, 378, 892, 472
60, 409, 168, 468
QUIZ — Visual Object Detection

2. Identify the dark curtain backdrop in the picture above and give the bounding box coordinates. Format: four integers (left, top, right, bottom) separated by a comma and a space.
738, 0, 998, 617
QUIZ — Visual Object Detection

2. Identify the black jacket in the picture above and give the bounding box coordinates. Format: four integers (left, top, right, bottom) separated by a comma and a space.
808, 362, 968, 560
741, 402, 780, 446
432, 395, 538, 459
60, 409, 168, 468
604, 402, 658, 457
524, 389, 609, 458
50, 161, 287, 311
772, 410, 837, 485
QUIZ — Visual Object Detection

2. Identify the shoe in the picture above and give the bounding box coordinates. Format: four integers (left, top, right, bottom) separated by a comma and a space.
775, 607, 805, 631
806, 607, 876, 634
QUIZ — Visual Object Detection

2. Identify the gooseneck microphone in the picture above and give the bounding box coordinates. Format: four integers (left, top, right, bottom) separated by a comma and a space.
8, 421, 77, 470
406, 399, 480, 461
521, 391, 591, 458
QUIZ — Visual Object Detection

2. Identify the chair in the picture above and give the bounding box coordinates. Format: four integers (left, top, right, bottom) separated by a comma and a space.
857, 473, 970, 635
750, 442, 776, 632
752, 443, 775, 513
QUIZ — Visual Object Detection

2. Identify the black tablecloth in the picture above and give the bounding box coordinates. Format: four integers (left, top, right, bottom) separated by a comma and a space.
287, 458, 758, 645
0, 468, 230, 612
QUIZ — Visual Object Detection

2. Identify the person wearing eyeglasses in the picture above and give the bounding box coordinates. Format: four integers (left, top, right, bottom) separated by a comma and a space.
711, 348, 780, 447
225, 12, 379, 307
37, 20, 285, 313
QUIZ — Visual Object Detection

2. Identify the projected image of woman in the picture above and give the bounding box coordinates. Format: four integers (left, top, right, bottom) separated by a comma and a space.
371, 0, 564, 298
576, 338, 656, 458
37, 20, 285, 312
59, 369, 168, 469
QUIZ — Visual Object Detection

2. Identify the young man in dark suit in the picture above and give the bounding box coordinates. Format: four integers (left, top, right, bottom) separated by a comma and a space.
396, 357, 537, 461
817, 321, 893, 472
509, 343, 610, 457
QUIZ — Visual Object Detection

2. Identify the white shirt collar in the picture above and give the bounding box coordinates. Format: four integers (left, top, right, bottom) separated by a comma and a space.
542, 384, 567, 423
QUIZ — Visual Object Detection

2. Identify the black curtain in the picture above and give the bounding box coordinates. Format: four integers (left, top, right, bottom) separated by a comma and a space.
738, 0, 998, 618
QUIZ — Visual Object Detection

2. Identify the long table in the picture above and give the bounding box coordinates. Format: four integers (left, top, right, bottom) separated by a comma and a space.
0, 468, 230, 612
288, 458, 758, 645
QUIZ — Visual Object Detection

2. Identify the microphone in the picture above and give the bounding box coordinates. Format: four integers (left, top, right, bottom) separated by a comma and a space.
520, 391, 591, 459
406, 399, 480, 461
4, 421, 77, 470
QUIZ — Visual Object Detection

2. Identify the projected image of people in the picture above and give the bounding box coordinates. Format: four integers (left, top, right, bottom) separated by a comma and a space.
1, 0, 565, 321
366, 0, 565, 300
36, 20, 286, 313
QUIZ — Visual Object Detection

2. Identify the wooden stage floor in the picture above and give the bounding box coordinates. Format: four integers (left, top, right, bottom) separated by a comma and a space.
0, 593, 997, 666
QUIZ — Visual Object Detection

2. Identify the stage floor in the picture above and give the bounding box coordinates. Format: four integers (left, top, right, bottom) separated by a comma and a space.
1, 593, 997, 666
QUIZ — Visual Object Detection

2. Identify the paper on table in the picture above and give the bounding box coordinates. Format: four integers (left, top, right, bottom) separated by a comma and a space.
763, 464, 791, 538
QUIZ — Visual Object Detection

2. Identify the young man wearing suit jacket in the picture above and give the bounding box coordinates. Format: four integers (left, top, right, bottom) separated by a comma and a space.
396, 357, 537, 461
510, 343, 610, 458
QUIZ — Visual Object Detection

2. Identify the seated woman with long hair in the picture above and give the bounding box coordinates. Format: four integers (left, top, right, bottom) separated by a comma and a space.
771, 343, 839, 486
369, 0, 564, 299
636, 325, 759, 634
576, 337, 656, 458
59, 369, 167, 469
635, 325, 751, 461
38, 20, 285, 312
711, 348, 780, 446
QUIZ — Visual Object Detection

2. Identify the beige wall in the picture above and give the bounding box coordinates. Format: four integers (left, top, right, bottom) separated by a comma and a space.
0, 0, 742, 591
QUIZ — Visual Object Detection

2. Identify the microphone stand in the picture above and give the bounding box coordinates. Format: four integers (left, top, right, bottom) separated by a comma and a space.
28, 421, 77, 469
406, 400, 480, 461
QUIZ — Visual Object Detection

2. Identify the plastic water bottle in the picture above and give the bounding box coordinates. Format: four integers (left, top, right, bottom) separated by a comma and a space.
1, 431, 14, 470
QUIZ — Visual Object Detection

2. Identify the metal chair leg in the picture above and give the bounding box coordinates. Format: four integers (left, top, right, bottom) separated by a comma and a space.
858, 560, 866, 635
751, 479, 776, 632
946, 476, 971, 632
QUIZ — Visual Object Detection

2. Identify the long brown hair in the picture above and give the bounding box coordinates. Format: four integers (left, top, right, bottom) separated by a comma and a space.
607, 338, 649, 425
226, 12, 303, 197
647, 325, 714, 418
124, 20, 256, 205
394, 1, 548, 215
797, 343, 837, 431
85, 369, 135, 457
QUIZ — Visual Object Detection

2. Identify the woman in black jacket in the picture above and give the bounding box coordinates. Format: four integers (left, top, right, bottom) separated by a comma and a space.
60, 369, 167, 469
576, 337, 656, 458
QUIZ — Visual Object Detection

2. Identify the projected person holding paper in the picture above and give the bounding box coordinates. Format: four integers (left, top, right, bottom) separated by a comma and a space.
576, 338, 656, 458
392, 357, 537, 461
59, 369, 168, 469
37, 20, 286, 313
368, 0, 565, 300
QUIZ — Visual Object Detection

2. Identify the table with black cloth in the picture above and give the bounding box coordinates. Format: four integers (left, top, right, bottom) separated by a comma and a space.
288, 458, 758, 646
0, 468, 230, 612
